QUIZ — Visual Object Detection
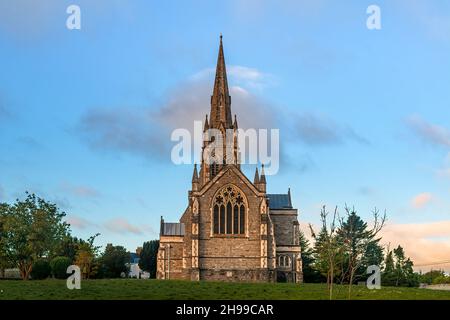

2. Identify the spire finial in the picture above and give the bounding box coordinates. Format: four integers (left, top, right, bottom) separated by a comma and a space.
220, 33, 223, 41
204, 114, 209, 131
192, 163, 199, 183
254, 166, 260, 184
260, 164, 266, 184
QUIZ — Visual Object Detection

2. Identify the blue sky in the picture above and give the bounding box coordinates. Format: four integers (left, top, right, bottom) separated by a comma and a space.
0, 0, 449, 271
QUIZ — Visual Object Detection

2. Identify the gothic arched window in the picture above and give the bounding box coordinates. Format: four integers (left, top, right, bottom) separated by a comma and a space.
212, 185, 246, 235
278, 255, 292, 268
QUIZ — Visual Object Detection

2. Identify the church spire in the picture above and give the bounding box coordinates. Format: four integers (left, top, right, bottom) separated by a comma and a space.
260, 164, 266, 184
210, 34, 232, 129
259, 164, 266, 193
192, 163, 199, 191
203, 114, 209, 131
192, 163, 199, 182
254, 167, 260, 184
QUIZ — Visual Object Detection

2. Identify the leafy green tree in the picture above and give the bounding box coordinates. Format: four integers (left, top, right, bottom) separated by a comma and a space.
30, 259, 51, 280
50, 256, 72, 279
0, 204, 13, 278
382, 250, 396, 286
74, 234, 101, 279
393, 245, 406, 286
298, 230, 322, 282
382, 246, 419, 287
336, 207, 385, 298
432, 274, 450, 284
361, 240, 384, 270
54, 236, 82, 262
0, 193, 70, 280
98, 244, 129, 278
420, 270, 446, 285
139, 240, 159, 278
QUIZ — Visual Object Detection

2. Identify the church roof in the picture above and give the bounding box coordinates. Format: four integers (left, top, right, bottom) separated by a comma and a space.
267, 193, 292, 210
161, 222, 185, 236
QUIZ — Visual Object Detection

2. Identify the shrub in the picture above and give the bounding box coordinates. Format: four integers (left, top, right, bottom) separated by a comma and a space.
432, 275, 450, 285
31, 260, 51, 280
50, 256, 72, 279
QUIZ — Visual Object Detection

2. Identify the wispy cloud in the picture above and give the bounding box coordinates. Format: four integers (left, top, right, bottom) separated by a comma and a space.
357, 186, 376, 196
77, 107, 169, 160
288, 112, 369, 146
407, 115, 450, 148
0, 97, 12, 121
397, 0, 450, 42
411, 192, 433, 209
437, 168, 450, 179
228, 65, 276, 91
381, 220, 450, 272
66, 215, 96, 230
0, 0, 137, 42
60, 182, 101, 198
77, 68, 278, 161
77, 67, 365, 171
104, 218, 155, 235
191, 65, 276, 92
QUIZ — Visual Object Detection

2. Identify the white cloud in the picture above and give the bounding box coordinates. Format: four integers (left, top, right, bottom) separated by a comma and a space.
407, 115, 450, 148
411, 192, 433, 209
191, 65, 276, 92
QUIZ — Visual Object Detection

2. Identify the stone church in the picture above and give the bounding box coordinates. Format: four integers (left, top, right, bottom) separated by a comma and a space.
157, 37, 302, 283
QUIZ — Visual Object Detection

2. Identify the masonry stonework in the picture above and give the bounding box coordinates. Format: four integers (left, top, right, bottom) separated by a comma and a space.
157, 37, 303, 283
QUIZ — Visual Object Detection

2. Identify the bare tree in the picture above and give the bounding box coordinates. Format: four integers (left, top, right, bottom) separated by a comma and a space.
309, 206, 343, 300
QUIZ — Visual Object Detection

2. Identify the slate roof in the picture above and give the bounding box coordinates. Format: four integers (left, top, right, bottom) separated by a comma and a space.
162, 222, 185, 236
129, 252, 140, 264
267, 193, 292, 210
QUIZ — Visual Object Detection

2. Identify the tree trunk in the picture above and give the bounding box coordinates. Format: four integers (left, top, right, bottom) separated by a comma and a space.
329, 262, 334, 300
348, 269, 354, 299
18, 261, 32, 280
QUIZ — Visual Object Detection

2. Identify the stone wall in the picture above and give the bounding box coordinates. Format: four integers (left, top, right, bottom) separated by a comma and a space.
157, 236, 185, 280
157, 167, 303, 283
195, 168, 269, 272
270, 209, 298, 246
200, 268, 275, 282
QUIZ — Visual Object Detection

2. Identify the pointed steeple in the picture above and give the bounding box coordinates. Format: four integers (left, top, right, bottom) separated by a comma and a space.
192, 163, 199, 191
260, 164, 266, 184
259, 164, 266, 192
254, 167, 260, 184
233, 114, 238, 129
210, 34, 232, 129
192, 163, 199, 182
203, 114, 209, 131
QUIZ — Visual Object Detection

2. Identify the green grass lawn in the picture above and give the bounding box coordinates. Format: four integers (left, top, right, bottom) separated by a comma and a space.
1, 279, 450, 300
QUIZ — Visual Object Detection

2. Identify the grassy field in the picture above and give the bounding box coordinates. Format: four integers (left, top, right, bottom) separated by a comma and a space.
1, 279, 450, 300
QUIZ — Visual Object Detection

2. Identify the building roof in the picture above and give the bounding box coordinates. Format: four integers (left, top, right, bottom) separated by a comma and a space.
129, 252, 140, 264
267, 193, 292, 210
162, 222, 185, 236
